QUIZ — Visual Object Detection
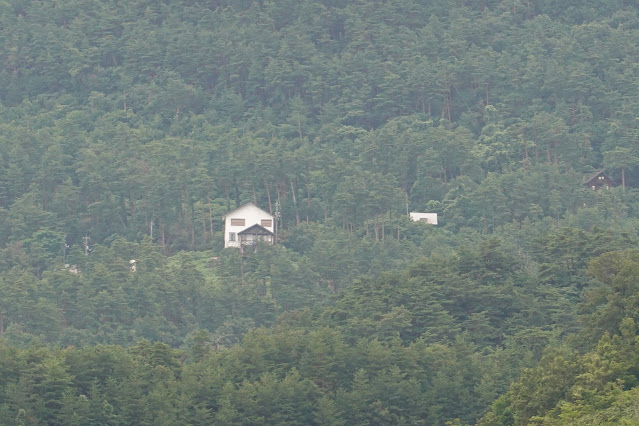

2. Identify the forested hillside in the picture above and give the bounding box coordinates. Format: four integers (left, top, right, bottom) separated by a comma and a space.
3, 0, 639, 424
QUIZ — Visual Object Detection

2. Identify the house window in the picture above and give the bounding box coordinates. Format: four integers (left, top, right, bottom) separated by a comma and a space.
592, 185, 596, 190
229, 232, 236, 241
598, 176, 605, 180
230, 218, 245, 226
261, 219, 272, 227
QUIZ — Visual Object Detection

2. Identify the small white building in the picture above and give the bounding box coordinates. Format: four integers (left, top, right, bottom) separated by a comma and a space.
222, 202, 275, 249
409, 212, 438, 225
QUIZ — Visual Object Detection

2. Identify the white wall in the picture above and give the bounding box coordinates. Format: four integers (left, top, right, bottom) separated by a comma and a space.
223, 203, 274, 248
409, 212, 438, 225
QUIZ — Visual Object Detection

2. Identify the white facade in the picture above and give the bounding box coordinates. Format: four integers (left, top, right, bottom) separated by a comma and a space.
409, 212, 438, 225
222, 203, 275, 248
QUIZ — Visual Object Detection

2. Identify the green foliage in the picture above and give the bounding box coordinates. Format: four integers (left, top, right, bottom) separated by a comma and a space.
4, 0, 639, 424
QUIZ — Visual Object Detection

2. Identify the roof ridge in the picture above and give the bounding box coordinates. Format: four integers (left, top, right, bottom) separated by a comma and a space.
222, 202, 272, 219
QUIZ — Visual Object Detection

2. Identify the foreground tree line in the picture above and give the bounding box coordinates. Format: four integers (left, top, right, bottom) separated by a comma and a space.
2, 230, 639, 424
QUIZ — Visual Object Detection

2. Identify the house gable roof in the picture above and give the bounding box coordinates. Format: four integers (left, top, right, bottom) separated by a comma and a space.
238, 224, 275, 236
584, 170, 614, 186
222, 202, 272, 219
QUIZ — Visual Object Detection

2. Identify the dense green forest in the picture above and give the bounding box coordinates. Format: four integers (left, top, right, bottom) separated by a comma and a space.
3, 0, 639, 424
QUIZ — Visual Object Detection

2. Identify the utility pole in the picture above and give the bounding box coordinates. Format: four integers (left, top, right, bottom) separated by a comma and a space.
274, 199, 281, 244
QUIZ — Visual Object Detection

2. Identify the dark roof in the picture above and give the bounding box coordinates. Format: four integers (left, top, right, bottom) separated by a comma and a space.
238, 224, 275, 236
222, 202, 272, 219
584, 170, 614, 185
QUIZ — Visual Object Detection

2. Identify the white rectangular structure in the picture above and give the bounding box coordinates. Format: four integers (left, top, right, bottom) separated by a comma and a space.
222, 202, 275, 248
409, 212, 438, 225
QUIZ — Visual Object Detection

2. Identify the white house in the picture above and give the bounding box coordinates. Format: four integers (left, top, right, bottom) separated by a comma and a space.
222, 202, 275, 249
409, 212, 438, 225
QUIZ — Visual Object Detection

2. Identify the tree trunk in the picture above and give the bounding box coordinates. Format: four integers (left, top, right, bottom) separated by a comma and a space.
252, 182, 257, 204
202, 214, 207, 240
233, 177, 240, 207
306, 183, 311, 223
374, 216, 379, 241
208, 198, 214, 239
381, 217, 385, 242
265, 179, 272, 214
290, 179, 300, 225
